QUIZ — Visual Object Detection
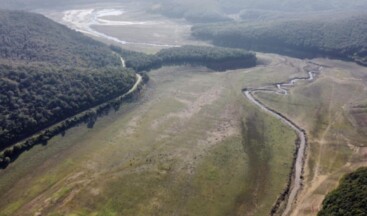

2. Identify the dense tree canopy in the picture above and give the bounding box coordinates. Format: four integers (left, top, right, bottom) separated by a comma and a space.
0, 10, 121, 68
192, 14, 367, 65
0, 10, 136, 151
110, 46, 162, 72
318, 167, 367, 216
112, 45, 257, 72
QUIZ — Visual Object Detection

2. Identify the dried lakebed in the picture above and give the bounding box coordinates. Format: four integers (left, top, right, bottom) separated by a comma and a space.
61, 8, 180, 47
56, 7, 322, 214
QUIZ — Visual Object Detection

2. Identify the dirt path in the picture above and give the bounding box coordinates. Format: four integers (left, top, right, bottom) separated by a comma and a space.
120, 56, 126, 68
120, 54, 145, 96
243, 63, 321, 216
120, 56, 142, 96
125, 73, 142, 96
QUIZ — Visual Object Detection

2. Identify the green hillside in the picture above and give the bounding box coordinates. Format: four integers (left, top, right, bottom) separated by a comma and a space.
0, 10, 136, 152
0, 10, 122, 67
192, 14, 367, 65
148, 0, 367, 23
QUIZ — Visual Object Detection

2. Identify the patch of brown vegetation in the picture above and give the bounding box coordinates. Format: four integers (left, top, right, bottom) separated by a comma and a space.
151, 87, 224, 130
177, 104, 241, 175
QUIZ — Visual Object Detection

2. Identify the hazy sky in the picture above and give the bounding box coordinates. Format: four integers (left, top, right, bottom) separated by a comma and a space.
0, 0, 366, 12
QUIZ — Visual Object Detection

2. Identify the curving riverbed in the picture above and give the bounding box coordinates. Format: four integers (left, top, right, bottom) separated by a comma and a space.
244, 64, 320, 216
61, 8, 180, 47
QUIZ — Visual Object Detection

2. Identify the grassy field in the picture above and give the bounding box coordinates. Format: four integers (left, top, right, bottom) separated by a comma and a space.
255, 58, 367, 215
0, 54, 302, 216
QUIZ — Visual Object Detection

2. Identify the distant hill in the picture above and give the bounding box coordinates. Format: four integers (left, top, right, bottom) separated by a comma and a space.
215, 0, 367, 13
148, 0, 367, 23
192, 14, 367, 65
0, 10, 136, 151
0, 0, 104, 10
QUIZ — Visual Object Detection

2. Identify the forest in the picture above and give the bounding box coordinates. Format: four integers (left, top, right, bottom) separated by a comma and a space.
318, 167, 367, 216
192, 14, 367, 65
0, 10, 122, 68
0, 10, 136, 155
146, 0, 367, 25
111, 45, 257, 72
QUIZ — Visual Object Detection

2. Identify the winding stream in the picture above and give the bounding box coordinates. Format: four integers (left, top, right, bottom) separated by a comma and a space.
244, 65, 320, 216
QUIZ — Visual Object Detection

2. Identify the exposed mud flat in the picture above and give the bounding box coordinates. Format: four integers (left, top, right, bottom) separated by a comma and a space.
41, 4, 206, 52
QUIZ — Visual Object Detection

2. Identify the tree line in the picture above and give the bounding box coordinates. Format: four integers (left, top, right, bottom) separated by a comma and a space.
0, 72, 143, 168
0, 10, 121, 68
192, 14, 367, 66
318, 167, 367, 216
0, 64, 135, 150
111, 45, 257, 72
0, 10, 137, 167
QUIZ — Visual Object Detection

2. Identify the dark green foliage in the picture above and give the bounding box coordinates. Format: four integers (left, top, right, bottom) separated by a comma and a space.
0, 65, 135, 149
0, 79, 143, 169
192, 14, 367, 65
0, 10, 136, 151
110, 46, 162, 72
111, 45, 257, 72
156, 45, 256, 71
0, 10, 121, 68
318, 167, 367, 216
